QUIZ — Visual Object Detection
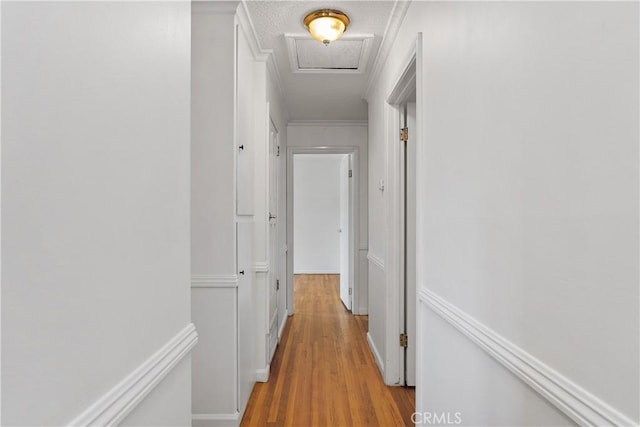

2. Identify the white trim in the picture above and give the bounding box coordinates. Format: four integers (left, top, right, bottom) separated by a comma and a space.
386, 42, 419, 388
252, 262, 269, 274
288, 120, 367, 128
236, 1, 269, 62
293, 269, 340, 275
286, 145, 362, 316
419, 288, 636, 427
386, 55, 417, 105
192, 412, 240, 427
256, 366, 270, 383
191, 275, 239, 288
367, 332, 385, 376
366, 252, 385, 271
364, 0, 412, 100
238, 0, 288, 121
284, 33, 374, 75
266, 53, 285, 109
69, 324, 198, 426
278, 310, 289, 341
269, 310, 278, 332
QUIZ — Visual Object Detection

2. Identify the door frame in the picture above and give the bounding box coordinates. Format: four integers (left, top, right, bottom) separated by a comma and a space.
267, 115, 280, 363
384, 33, 423, 386
286, 146, 361, 316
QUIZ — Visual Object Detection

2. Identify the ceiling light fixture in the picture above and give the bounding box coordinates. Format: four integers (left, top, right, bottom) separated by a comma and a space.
303, 9, 350, 46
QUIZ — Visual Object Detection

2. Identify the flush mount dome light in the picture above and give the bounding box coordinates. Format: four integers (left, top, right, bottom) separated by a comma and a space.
303, 9, 350, 45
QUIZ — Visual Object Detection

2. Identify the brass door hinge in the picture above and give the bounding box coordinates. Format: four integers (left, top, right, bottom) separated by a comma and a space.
400, 127, 408, 142
400, 333, 408, 347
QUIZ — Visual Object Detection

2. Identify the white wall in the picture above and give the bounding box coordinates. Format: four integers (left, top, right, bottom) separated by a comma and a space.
191, 9, 236, 278
190, 7, 238, 421
287, 123, 368, 314
293, 155, 343, 274
2, 2, 193, 425
368, 1, 638, 425
191, 3, 263, 424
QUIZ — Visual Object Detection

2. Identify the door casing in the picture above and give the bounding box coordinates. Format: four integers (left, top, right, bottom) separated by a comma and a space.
286, 146, 361, 316
384, 33, 423, 387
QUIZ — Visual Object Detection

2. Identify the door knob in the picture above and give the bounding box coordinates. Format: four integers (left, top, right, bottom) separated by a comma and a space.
269, 213, 276, 220
239, 270, 245, 275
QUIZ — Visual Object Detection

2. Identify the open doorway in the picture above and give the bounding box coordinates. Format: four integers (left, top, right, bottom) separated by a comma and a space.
387, 42, 419, 387
286, 147, 361, 316
292, 153, 353, 310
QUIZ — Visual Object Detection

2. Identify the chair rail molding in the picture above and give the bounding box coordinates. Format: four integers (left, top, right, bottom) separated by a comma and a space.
252, 262, 269, 274
68, 323, 198, 426
419, 288, 636, 427
367, 252, 385, 271
191, 274, 239, 288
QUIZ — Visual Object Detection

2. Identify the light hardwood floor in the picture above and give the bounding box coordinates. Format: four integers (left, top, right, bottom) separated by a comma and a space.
241, 274, 415, 426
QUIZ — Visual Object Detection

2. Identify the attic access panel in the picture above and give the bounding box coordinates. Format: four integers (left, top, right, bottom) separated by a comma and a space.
285, 34, 374, 74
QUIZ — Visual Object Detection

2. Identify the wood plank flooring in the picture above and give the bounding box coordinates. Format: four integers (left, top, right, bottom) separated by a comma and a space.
241, 274, 415, 426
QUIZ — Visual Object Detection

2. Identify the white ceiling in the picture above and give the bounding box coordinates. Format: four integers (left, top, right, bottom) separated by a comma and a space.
244, 0, 397, 121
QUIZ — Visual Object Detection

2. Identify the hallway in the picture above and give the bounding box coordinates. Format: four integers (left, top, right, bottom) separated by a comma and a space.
241, 275, 415, 426
3, 2, 638, 425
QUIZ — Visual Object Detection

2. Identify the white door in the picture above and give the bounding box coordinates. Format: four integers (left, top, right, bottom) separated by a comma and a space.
268, 120, 279, 360
339, 154, 351, 310
237, 221, 255, 413
405, 102, 417, 386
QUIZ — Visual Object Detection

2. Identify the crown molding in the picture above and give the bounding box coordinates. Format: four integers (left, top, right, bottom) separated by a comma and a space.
237, 0, 269, 62
287, 120, 368, 128
365, 0, 412, 100
266, 52, 286, 113
240, 0, 288, 121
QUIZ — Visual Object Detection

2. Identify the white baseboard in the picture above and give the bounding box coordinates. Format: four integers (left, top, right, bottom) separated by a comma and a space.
278, 309, 288, 341
293, 269, 339, 274
256, 365, 270, 383
192, 412, 240, 427
269, 310, 278, 332
69, 323, 198, 426
419, 288, 636, 427
367, 332, 385, 377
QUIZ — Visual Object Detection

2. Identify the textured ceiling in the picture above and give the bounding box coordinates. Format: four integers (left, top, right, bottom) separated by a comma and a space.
245, 0, 396, 121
